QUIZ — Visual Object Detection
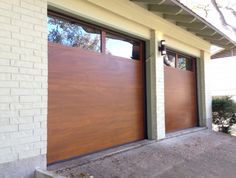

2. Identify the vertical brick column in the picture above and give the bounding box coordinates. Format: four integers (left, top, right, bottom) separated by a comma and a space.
196, 50, 212, 129
146, 30, 165, 140
201, 50, 212, 129
155, 31, 166, 140
0, 0, 47, 176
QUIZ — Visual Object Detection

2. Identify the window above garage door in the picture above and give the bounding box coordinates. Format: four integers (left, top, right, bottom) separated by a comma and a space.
48, 12, 143, 60
164, 50, 195, 72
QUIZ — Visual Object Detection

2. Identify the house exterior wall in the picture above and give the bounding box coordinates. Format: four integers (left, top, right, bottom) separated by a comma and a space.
0, 0, 47, 177
48, 0, 211, 137
0, 0, 211, 176
208, 57, 236, 96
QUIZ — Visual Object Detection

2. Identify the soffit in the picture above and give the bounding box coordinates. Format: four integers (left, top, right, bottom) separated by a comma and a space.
130, 0, 236, 49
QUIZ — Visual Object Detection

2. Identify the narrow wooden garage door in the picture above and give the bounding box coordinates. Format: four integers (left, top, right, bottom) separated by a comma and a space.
47, 14, 145, 164
164, 50, 197, 133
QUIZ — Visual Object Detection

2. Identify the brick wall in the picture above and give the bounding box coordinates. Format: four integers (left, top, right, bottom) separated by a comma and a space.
148, 30, 166, 140
0, 0, 47, 164
155, 41, 165, 139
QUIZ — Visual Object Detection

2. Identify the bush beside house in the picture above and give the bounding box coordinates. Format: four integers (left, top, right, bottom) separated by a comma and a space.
212, 96, 236, 135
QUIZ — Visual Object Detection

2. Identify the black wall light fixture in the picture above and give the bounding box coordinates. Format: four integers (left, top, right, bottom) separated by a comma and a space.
159, 40, 166, 55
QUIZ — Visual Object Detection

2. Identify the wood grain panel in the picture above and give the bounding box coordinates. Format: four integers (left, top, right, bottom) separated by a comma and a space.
164, 66, 197, 133
48, 43, 145, 164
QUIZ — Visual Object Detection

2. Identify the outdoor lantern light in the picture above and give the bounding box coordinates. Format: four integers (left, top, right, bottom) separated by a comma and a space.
159, 40, 166, 55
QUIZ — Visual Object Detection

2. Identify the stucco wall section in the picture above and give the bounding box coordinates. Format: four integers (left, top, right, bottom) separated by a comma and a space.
0, 0, 47, 164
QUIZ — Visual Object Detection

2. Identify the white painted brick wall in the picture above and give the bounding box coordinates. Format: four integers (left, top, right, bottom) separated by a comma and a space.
0, 0, 47, 164
156, 54, 165, 139
149, 30, 166, 140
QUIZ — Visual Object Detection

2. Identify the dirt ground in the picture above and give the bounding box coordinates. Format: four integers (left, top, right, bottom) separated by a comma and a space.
49, 129, 236, 178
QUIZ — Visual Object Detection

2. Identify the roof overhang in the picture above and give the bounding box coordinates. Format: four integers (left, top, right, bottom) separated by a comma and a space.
130, 0, 236, 49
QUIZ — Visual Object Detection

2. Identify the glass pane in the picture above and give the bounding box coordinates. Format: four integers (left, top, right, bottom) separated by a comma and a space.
48, 16, 101, 52
177, 56, 193, 71
164, 52, 176, 67
106, 33, 140, 59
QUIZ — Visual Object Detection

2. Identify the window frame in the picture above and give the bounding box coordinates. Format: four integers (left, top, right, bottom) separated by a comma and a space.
48, 11, 144, 60
165, 49, 195, 72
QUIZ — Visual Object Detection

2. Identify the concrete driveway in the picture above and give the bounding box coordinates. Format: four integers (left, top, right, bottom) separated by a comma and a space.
48, 129, 236, 178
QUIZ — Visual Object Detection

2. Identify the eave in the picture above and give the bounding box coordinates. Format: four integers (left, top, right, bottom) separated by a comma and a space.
130, 0, 236, 49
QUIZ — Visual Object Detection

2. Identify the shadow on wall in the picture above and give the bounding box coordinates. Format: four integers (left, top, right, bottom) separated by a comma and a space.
212, 96, 236, 136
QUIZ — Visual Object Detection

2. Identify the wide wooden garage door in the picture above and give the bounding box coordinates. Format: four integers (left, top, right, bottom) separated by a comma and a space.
164, 50, 197, 133
47, 14, 145, 164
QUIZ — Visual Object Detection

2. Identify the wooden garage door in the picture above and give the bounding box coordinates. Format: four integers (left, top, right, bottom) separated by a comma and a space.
164, 50, 197, 133
47, 14, 145, 164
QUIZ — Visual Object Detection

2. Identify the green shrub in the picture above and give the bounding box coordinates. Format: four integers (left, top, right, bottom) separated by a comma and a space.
212, 96, 236, 134
212, 96, 236, 113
